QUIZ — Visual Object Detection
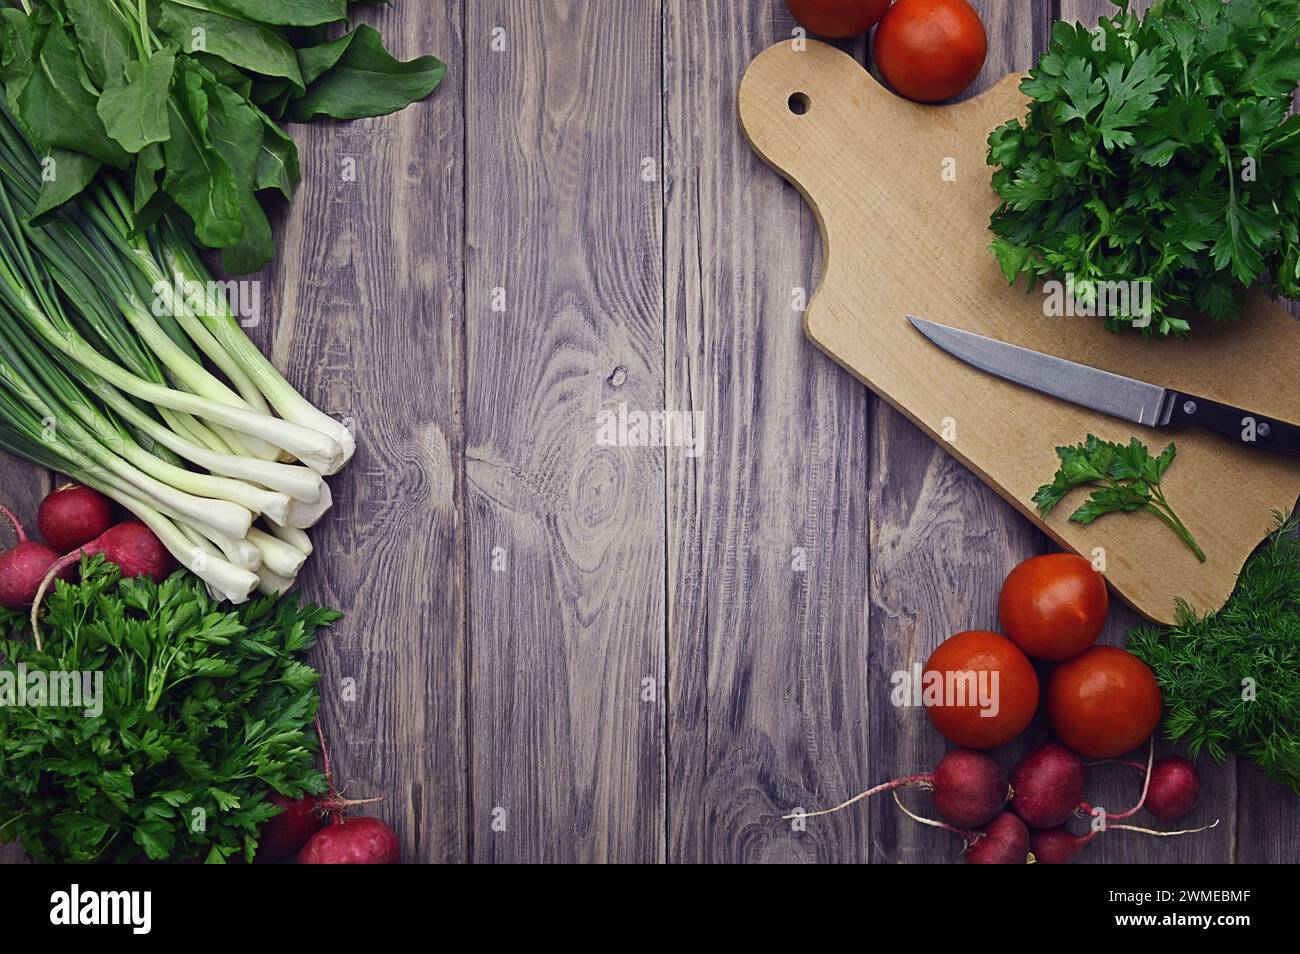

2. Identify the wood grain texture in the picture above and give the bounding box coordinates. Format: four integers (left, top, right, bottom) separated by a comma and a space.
665, 0, 868, 868
463, 0, 666, 863
665, 1, 872, 864
249, 2, 470, 863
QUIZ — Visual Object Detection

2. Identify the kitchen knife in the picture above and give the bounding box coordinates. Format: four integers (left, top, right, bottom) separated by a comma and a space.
907, 314, 1300, 458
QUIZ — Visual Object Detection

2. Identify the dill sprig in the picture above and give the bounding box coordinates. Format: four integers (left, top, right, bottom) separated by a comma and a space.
1128, 511, 1300, 791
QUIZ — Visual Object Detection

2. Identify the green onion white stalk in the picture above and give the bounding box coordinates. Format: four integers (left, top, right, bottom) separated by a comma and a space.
0, 104, 351, 602
283, 480, 334, 529
246, 527, 308, 579
267, 521, 313, 557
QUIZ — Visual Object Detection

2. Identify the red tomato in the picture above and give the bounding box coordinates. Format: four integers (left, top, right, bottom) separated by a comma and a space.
999, 553, 1108, 661
1048, 646, 1162, 758
873, 0, 987, 102
923, 630, 1039, 749
785, 0, 893, 38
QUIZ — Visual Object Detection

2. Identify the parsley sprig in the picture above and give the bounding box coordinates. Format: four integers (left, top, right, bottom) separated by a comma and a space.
1129, 511, 1300, 791
1033, 434, 1206, 561
0, 557, 339, 864
987, 0, 1300, 337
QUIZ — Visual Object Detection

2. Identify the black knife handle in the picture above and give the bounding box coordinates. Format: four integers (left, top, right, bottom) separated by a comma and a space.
1164, 391, 1300, 458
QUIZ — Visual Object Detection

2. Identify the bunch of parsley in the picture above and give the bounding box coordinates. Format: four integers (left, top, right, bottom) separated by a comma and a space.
987, 0, 1300, 337
1129, 512, 1300, 791
0, 557, 338, 863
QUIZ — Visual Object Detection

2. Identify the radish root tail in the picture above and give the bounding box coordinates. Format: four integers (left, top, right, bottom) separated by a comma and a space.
29, 548, 86, 653
314, 712, 384, 824
1115, 735, 1157, 821
0, 502, 26, 543
890, 790, 975, 840
1109, 819, 1220, 837
782, 774, 933, 820
1077, 737, 1155, 822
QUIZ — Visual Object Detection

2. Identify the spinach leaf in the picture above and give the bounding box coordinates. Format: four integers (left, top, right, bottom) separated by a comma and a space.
133, 141, 166, 213
161, 64, 243, 248
0, 8, 39, 110
97, 47, 176, 154
0, 0, 442, 273
30, 148, 100, 222
200, 66, 275, 271
290, 25, 445, 122
15, 15, 131, 168
156, 1, 305, 92
213, 0, 348, 27
255, 109, 301, 200
63, 0, 134, 89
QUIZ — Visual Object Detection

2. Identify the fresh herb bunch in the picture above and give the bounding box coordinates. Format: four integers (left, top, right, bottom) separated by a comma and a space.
1033, 434, 1205, 561
1129, 511, 1300, 791
0, 557, 339, 863
0, 1, 444, 273
987, 0, 1300, 337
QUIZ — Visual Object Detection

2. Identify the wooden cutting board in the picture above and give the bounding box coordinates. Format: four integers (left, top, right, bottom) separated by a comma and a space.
739, 40, 1300, 625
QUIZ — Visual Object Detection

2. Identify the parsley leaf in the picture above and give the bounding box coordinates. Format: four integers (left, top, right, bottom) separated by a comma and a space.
0, 557, 339, 863
988, 0, 1300, 337
1034, 434, 1206, 561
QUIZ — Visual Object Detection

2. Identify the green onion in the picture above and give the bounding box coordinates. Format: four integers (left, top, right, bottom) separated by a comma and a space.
0, 102, 351, 601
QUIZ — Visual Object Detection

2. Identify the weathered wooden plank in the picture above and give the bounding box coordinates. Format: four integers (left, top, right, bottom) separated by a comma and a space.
666, 1, 873, 863
248, 2, 469, 863
0, 461, 49, 864
463, 0, 666, 863
1235, 762, 1300, 863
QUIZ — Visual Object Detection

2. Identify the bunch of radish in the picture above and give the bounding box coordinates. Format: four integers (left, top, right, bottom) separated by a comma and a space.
788, 739, 1214, 863
2, 486, 174, 642
2, 486, 175, 647
255, 717, 401, 865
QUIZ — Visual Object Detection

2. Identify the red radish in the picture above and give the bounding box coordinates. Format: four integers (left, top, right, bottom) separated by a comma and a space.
255, 790, 386, 863
891, 792, 1030, 864
30, 521, 174, 648
37, 484, 114, 552
0, 501, 70, 611
255, 793, 328, 864
965, 811, 1031, 865
298, 816, 400, 865
1010, 742, 1085, 829
1143, 756, 1201, 821
784, 748, 1010, 828
1029, 818, 1219, 865
1114, 755, 1201, 821
283, 715, 392, 864
930, 749, 1012, 828
1029, 826, 1089, 865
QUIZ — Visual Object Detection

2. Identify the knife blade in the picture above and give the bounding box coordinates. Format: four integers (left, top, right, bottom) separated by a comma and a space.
906, 314, 1300, 459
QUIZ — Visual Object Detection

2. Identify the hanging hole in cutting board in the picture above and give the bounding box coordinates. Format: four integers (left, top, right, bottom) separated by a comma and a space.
788, 92, 810, 115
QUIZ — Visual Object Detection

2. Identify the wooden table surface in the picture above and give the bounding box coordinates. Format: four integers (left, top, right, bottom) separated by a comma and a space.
2, 0, 1297, 864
